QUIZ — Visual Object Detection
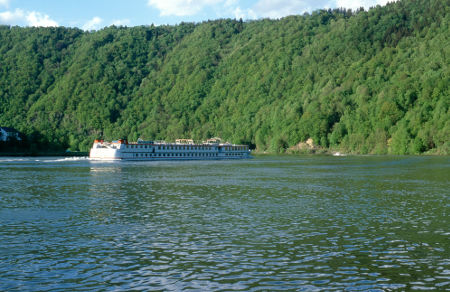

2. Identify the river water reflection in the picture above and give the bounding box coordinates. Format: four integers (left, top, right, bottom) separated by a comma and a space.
0, 155, 449, 290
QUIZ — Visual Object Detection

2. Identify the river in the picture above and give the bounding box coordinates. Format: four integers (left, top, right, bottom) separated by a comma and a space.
0, 155, 449, 290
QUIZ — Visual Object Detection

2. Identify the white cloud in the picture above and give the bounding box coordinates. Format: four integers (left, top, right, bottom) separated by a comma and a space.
252, 0, 333, 19
232, 6, 245, 19
0, 9, 24, 23
336, 0, 398, 10
0, 0, 10, 8
336, 0, 374, 10
232, 6, 257, 20
148, 0, 223, 16
83, 16, 103, 31
111, 18, 130, 26
224, 0, 237, 7
26, 11, 58, 27
0, 8, 58, 26
249, 0, 398, 20
146, 0, 399, 22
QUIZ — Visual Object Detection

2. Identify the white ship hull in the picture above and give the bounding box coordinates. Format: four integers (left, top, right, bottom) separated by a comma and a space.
89, 139, 251, 161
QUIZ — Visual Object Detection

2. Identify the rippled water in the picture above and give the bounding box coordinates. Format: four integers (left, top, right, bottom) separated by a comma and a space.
0, 155, 449, 291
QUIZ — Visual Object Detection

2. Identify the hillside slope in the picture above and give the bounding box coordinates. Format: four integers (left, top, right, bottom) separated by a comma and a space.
0, 0, 448, 154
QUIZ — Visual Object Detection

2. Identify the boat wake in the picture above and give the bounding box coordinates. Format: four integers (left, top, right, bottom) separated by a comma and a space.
0, 158, 29, 162
38, 157, 89, 162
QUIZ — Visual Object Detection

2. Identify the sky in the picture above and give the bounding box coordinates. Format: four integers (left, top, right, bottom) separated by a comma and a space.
0, 0, 395, 30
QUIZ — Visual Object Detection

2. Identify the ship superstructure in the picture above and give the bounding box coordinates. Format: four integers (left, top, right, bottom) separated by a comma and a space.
89, 137, 251, 160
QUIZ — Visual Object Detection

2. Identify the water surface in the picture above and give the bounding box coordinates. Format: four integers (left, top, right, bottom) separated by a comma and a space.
0, 155, 449, 290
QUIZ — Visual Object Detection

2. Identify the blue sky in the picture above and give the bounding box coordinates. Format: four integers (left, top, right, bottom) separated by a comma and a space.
0, 0, 395, 30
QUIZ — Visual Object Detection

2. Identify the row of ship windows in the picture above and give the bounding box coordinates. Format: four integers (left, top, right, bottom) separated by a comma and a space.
127, 145, 247, 151
223, 147, 247, 151
132, 152, 245, 158
133, 152, 218, 158
127, 145, 216, 150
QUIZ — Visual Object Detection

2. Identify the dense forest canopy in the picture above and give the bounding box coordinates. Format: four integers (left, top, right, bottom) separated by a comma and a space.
0, 0, 448, 154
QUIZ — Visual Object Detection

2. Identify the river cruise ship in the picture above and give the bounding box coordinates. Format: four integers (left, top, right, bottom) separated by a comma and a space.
89, 138, 251, 160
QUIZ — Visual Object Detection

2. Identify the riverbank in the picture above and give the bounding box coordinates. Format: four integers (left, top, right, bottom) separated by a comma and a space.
251, 148, 448, 156
0, 151, 88, 157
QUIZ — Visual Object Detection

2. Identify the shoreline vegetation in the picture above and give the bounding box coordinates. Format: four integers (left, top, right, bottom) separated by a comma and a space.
0, 134, 447, 158
0, 0, 448, 155
252, 137, 447, 156
1, 141, 445, 158
0, 139, 88, 156
0, 128, 447, 157
0, 151, 88, 157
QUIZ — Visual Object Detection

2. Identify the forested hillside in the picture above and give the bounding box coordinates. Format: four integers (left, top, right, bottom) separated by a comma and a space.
0, 0, 448, 154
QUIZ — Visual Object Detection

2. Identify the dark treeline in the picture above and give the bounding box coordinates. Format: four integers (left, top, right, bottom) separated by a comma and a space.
0, 0, 448, 154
